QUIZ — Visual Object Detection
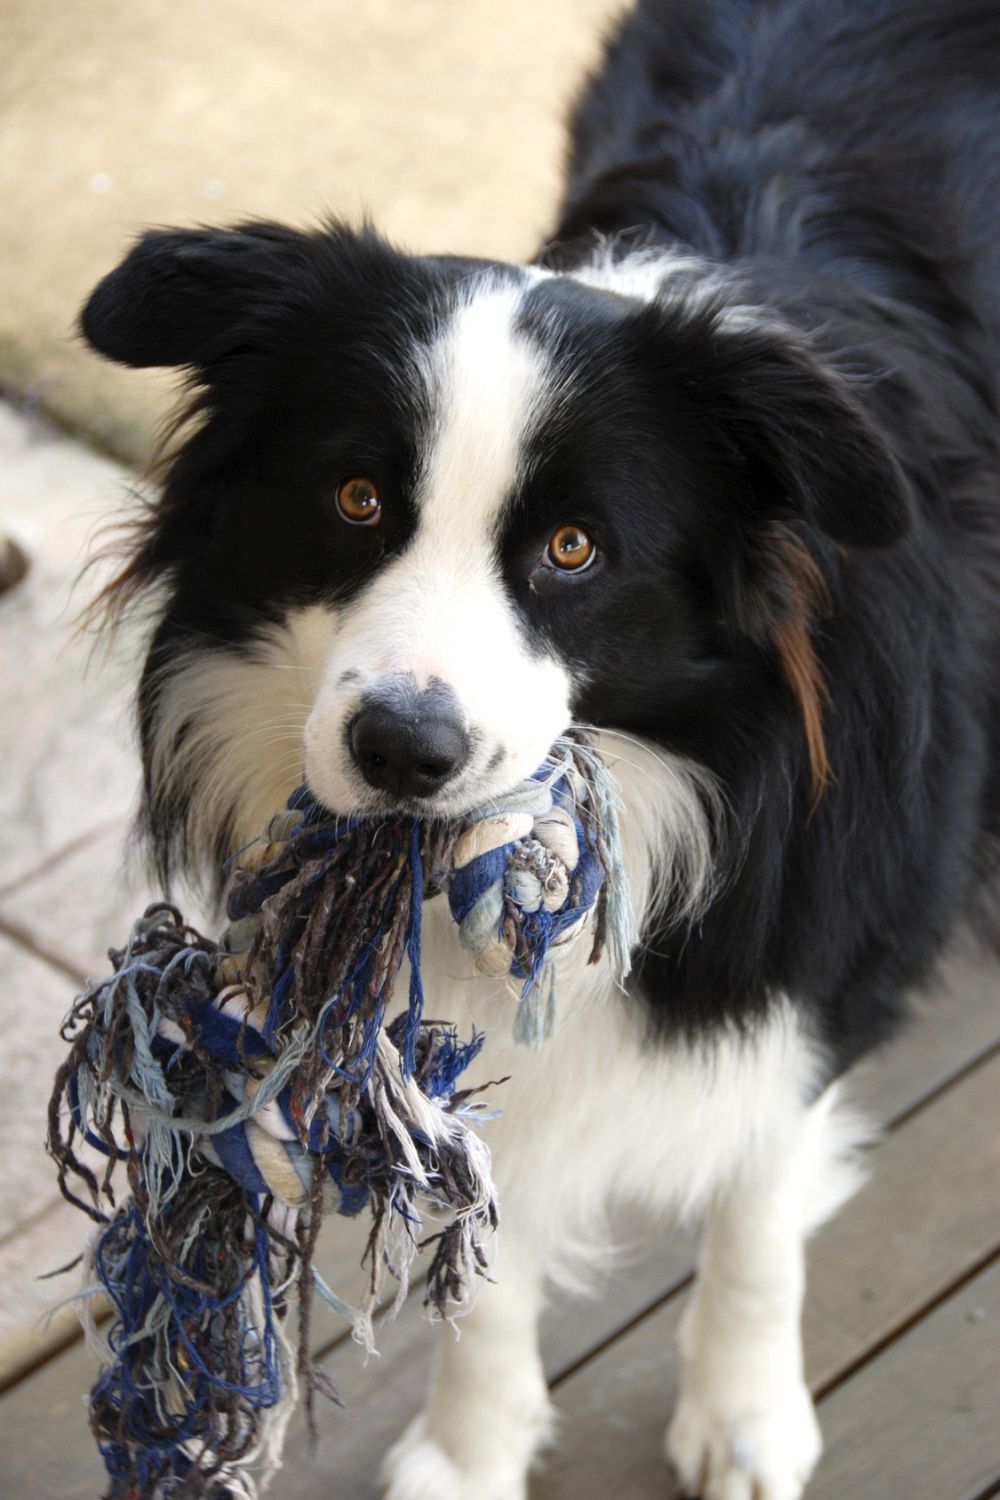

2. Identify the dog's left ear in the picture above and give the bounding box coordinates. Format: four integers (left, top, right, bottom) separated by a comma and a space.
79, 222, 316, 369
705, 322, 914, 551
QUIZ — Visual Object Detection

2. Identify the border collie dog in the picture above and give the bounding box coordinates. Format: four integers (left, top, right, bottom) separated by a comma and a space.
80, 2, 1000, 1496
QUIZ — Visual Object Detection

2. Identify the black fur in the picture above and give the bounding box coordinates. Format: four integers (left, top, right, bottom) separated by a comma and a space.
81, 0, 1000, 1080
541, 0, 1000, 1068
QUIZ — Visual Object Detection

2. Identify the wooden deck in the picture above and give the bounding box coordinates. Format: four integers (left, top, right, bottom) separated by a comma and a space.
0, 951, 997, 1500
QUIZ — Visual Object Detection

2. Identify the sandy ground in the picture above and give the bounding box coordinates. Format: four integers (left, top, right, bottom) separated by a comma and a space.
0, 399, 151, 1383
1, 0, 623, 466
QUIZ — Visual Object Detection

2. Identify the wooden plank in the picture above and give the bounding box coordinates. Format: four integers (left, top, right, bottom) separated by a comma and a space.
314, 1212, 695, 1375
541, 1225, 695, 1379
530, 1051, 1000, 1497
809, 1259, 1000, 1500
236, 1230, 701, 1500
2, 967, 995, 1496
802, 1050, 1000, 1382
847, 948, 1000, 1124
0, 1232, 696, 1499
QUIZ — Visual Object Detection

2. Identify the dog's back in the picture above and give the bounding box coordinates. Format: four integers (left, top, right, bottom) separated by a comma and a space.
546, 0, 1000, 1049
561, 0, 1000, 339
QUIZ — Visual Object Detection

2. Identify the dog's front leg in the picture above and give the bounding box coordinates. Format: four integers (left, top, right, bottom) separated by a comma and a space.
381, 1236, 554, 1500
665, 1085, 854, 1500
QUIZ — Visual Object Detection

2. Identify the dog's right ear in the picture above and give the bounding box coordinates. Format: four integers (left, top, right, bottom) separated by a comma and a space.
79, 223, 308, 369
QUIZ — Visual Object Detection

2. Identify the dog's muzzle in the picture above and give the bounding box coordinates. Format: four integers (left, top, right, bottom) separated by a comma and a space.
347, 678, 470, 800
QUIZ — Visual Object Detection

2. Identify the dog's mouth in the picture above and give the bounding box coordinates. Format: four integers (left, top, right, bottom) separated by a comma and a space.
305, 754, 520, 824
303, 659, 577, 827
302, 720, 580, 827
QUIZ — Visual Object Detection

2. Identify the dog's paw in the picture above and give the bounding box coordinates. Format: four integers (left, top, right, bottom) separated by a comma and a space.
380, 1414, 529, 1500
665, 1378, 821, 1500
380, 1416, 466, 1500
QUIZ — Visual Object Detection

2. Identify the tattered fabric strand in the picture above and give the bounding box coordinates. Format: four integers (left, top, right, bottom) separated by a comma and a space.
47, 730, 632, 1499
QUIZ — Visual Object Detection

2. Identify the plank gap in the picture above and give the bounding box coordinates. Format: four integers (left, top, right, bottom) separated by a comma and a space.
0, 823, 111, 902
885, 1036, 1000, 1134
0, 914, 88, 984
0, 1315, 91, 1399
550, 1271, 693, 1390
311, 1274, 425, 1367
967, 1478, 1000, 1500
814, 1237, 1000, 1403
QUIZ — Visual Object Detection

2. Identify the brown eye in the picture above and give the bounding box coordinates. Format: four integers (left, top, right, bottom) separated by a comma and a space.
335, 476, 381, 526
546, 524, 596, 572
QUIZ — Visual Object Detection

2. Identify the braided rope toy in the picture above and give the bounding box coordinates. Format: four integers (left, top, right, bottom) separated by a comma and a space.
48, 732, 634, 1499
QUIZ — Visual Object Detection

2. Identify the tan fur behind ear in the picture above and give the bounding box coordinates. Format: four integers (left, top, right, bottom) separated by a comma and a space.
766, 530, 832, 803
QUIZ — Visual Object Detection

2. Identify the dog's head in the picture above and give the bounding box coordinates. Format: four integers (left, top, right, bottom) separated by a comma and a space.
82, 222, 911, 892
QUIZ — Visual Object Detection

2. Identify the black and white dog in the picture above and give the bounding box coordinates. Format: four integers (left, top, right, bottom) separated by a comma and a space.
80, 2, 1000, 1495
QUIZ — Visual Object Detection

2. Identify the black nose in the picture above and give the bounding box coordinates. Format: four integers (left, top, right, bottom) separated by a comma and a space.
349, 696, 469, 799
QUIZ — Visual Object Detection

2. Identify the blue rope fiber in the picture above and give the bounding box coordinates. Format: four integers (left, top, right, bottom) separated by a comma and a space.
48, 731, 629, 1499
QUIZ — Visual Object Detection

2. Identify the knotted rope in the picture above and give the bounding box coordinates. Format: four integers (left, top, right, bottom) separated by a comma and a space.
47, 731, 634, 1499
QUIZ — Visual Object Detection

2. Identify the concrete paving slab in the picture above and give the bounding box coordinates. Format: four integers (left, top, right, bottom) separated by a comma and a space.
2, 0, 622, 465
0, 377, 154, 1378
0, 935, 82, 1238
0, 930, 114, 1387
0, 401, 143, 888
0, 1196, 102, 1391
0, 817, 156, 983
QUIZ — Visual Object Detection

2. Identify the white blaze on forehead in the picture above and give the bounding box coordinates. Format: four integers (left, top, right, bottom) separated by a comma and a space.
302, 271, 575, 816
414, 272, 555, 537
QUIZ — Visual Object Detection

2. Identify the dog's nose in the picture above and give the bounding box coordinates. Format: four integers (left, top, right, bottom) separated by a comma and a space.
349, 697, 469, 799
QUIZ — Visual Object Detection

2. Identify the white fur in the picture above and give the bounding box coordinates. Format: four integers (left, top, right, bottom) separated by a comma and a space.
147, 606, 332, 875
305, 275, 575, 818
566, 237, 777, 334
381, 1242, 554, 1500
566, 238, 714, 302
599, 728, 725, 930
413, 273, 558, 535
664, 1085, 859, 1500
379, 737, 862, 1500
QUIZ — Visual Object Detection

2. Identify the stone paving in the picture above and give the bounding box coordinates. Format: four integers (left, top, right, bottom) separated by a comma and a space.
0, 400, 153, 1384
